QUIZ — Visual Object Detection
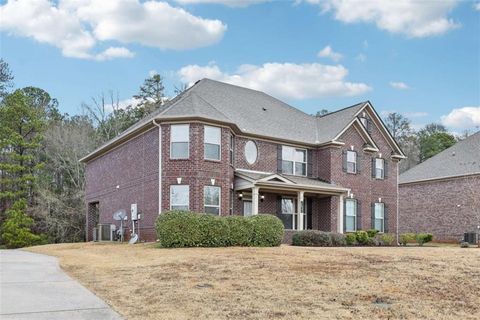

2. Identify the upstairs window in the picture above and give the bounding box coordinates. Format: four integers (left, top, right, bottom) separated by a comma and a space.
375, 158, 385, 179
204, 186, 221, 215
170, 124, 189, 159
345, 199, 357, 232
170, 185, 189, 211
204, 126, 221, 160
346, 150, 357, 174
282, 146, 306, 176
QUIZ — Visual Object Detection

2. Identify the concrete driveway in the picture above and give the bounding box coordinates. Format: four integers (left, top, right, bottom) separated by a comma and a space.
0, 250, 122, 320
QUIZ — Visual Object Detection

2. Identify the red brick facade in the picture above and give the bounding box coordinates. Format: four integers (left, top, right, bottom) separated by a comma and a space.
85, 109, 400, 242
399, 175, 480, 241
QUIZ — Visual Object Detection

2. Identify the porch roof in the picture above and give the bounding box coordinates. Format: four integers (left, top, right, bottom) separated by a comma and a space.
234, 170, 349, 195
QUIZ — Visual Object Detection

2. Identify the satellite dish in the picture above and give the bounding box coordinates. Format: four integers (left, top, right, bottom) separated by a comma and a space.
129, 233, 138, 244
113, 209, 127, 221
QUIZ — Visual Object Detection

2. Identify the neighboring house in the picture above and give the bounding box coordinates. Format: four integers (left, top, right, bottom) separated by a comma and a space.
80, 79, 405, 242
399, 131, 480, 241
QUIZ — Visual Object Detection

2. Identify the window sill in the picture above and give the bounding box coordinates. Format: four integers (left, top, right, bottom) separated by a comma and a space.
170, 158, 190, 161
204, 158, 221, 163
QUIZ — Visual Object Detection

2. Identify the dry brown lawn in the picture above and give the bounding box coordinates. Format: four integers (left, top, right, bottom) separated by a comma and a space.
25, 243, 480, 320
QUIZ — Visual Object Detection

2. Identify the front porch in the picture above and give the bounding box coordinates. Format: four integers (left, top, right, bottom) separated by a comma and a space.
234, 170, 350, 235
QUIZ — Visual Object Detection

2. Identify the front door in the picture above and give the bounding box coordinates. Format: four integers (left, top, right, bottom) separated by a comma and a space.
243, 200, 252, 216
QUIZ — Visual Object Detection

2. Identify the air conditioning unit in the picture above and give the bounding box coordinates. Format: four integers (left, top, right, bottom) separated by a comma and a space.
464, 232, 478, 245
96, 224, 117, 241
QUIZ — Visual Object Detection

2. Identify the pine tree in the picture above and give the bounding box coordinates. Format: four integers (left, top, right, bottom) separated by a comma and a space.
1, 199, 41, 248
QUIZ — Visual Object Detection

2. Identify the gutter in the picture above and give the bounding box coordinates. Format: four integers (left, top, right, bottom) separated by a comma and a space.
152, 119, 162, 214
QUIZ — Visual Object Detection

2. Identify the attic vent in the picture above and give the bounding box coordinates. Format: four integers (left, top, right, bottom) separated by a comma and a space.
452, 151, 456, 156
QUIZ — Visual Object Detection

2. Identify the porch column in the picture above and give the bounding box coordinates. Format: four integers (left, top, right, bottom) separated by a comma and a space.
297, 191, 304, 230
252, 186, 259, 215
337, 194, 344, 233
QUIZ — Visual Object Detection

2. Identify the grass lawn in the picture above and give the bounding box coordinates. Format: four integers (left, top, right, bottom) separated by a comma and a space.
25, 243, 479, 320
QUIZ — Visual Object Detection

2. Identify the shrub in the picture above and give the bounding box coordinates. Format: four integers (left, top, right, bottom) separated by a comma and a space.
250, 214, 284, 247
399, 233, 416, 246
345, 233, 357, 246
330, 233, 347, 246
366, 237, 380, 246
0, 200, 43, 249
378, 233, 395, 246
367, 229, 379, 238
292, 230, 333, 247
155, 211, 284, 248
355, 231, 369, 245
224, 216, 253, 246
416, 233, 433, 246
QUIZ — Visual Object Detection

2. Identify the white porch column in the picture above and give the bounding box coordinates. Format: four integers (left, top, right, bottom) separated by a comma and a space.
338, 194, 344, 233
252, 186, 259, 215
297, 191, 304, 231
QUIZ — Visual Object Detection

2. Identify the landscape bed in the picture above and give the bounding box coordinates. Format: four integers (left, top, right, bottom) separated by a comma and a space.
25, 243, 479, 320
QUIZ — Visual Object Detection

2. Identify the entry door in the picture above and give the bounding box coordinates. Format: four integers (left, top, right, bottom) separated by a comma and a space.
243, 201, 252, 216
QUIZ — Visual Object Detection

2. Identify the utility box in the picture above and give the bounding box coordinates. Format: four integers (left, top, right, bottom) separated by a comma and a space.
463, 232, 478, 244
131, 203, 138, 221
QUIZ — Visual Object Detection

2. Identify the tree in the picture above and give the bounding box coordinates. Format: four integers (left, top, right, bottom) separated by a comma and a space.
174, 83, 189, 95
315, 109, 329, 117
133, 73, 167, 107
0, 89, 47, 213
0, 199, 42, 248
417, 123, 456, 162
385, 112, 413, 142
0, 59, 14, 98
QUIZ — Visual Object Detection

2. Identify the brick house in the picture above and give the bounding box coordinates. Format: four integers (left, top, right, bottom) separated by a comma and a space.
399, 131, 480, 241
80, 79, 405, 242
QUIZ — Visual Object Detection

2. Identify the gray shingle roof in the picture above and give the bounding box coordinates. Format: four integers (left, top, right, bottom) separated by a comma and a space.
399, 131, 480, 184
236, 170, 343, 189
80, 79, 372, 162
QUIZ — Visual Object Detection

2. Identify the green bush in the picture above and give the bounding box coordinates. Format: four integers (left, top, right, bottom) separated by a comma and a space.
415, 233, 433, 246
155, 211, 283, 248
367, 229, 379, 238
224, 215, 253, 246
399, 233, 416, 246
291, 230, 333, 247
345, 233, 357, 246
331, 233, 347, 246
355, 231, 369, 245
378, 233, 395, 246
249, 214, 284, 247
0, 200, 43, 249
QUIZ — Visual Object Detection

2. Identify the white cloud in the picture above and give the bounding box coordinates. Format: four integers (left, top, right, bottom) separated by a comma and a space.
175, 0, 268, 7
317, 45, 343, 62
475, 3, 480, 11
441, 106, 480, 129
0, 0, 226, 60
309, 0, 460, 38
405, 112, 428, 118
178, 62, 371, 100
105, 97, 142, 112
94, 47, 135, 61
390, 81, 409, 90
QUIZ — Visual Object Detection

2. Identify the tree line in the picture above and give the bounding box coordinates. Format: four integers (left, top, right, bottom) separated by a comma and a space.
0, 59, 170, 248
0, 58, 465, 248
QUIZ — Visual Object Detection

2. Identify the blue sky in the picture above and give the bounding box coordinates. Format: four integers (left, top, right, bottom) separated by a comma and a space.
1, 0, 479, 132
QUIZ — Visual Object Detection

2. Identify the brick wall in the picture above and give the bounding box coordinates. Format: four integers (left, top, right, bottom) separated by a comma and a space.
85, 127, 159, 241
399, 175, 480, 241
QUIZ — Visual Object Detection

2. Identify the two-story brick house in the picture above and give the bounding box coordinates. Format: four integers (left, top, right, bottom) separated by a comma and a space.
81, 79, 405, 242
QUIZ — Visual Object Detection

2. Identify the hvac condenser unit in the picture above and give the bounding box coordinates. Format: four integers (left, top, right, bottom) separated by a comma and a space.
95, 224, 117, 241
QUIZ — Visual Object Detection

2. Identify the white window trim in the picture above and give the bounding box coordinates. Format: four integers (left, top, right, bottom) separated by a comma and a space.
347, 150, 357, 174
282, 146, 307, 177
170, 124, 189, 159
280, 197, 306, 230
229, 135, 235, 165
374, 202, 385, 233
375, 158, 385, 179
204, 186, 221, 215
204, 126, 221, 161
170, 185, 189, 211
345, 199, 357, 232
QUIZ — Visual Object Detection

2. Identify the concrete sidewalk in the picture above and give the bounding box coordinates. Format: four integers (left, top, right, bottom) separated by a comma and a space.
0, 250, 122, 320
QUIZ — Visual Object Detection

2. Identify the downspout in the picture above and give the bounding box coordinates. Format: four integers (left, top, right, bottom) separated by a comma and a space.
396, 160, 399, 245
152, 119, 162, 214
